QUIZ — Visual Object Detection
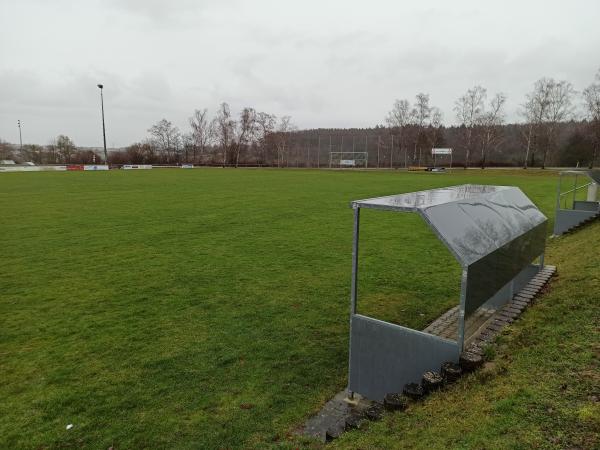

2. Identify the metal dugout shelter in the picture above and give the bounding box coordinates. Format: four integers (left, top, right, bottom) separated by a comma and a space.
554, 170, 600, 235
348, 184, 547, 400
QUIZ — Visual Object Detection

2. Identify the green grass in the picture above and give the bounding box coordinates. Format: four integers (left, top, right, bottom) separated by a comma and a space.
0, 168, 595, 449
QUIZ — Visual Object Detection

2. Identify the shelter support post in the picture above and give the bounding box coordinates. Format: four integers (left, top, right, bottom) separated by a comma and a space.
557, 174, 562, 209
573, 174, 578, 208
347, 206, 360, 399
351, 206, 360, 314
458, 268, 468, 353
588, 182, 598, 202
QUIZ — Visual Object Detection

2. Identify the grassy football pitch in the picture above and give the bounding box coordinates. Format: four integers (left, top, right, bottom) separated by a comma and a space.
2, 168, 596, 449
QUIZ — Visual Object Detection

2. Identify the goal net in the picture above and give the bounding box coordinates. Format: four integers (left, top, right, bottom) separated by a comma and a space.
329, 152, 368, 168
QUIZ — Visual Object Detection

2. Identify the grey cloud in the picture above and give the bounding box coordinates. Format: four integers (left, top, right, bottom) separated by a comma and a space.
1, 0, 599, 146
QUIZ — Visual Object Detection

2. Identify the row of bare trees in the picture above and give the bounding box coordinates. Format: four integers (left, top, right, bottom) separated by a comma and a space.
133, 103, 296, 167
383, 89, 506, 169
382, 70, 599, 169
385, 93, 444, 167
453, 86, 507, 168
520, 79, 576, 168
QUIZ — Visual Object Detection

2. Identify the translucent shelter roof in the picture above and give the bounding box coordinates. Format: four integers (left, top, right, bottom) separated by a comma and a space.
351, 184, 547, 267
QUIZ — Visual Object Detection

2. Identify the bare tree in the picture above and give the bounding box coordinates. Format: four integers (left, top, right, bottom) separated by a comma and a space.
518, 98, 538, 169
255, 112, 276, 164
213, 102, 235, 166
45, 140, 58, 164
20, 144, 45, 164
411, 93, 432, 166
55, 135, 76, 163
543, 80, 576, 168
124, 142, 155, 164
478, 92, 507, 168
583, 69, 600, 168
455, 86, 486, 168
273, 116, 295, 167
427, 107, 444, 150
181, 133, 193, 163
232, 107, 257, 168
386, 99, 412, 129
148, 119, 181, 163
0, 139, 13, 161
189, 109, 213, 163
386, 99, 412, 164
520, 78, 575, 168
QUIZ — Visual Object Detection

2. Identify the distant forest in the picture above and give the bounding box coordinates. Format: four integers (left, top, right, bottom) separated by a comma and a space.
2, 71, 599, 169
255, 120, 595, 168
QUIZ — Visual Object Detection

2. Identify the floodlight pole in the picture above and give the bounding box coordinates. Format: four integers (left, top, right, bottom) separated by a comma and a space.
17, 120, 23, 151
97, 84, 108, 165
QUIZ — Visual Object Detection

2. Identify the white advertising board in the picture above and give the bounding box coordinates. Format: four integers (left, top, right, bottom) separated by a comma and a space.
83, 165, 109, 171
0, 165, 67, 172
340, 160, 356, 166
432, 148, 452, 155
123, 164, 153, 170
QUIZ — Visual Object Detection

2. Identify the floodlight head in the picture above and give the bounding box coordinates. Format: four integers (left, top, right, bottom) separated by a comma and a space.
97, 84, 103, 89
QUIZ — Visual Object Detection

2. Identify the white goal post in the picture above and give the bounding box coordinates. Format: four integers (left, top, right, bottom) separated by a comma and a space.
431, 148, 453, 169
329, 152, 368, 168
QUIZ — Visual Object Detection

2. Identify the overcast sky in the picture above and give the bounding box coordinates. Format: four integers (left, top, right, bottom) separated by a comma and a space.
1, 0, 599, 147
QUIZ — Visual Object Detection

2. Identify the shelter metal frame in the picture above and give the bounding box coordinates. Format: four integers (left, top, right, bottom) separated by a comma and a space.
347, 184, 548, 400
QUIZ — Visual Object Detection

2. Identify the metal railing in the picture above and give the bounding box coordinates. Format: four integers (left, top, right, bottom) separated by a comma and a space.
557, 173, 597, 209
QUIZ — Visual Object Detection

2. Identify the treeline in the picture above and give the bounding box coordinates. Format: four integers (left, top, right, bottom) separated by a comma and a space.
110, 105, 297, 167
0, 135, 100, 165
2, 71, 599, 168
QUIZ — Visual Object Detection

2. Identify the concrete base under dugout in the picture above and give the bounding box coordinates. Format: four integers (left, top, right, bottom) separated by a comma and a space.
301, 265, 557, 443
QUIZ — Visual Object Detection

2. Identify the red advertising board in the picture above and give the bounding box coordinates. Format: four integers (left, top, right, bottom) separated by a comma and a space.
67, 165, 84, 171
